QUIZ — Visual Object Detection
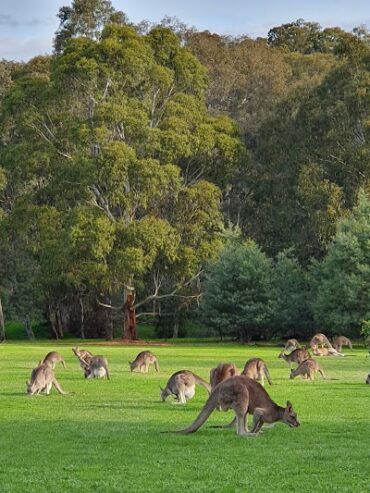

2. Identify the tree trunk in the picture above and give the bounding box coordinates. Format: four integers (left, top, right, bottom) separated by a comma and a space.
0, 295, 5, 342
79, 297, 85, 339
24, 316, 35, 340
103, 292, 113, 341
123, 287, 137, 340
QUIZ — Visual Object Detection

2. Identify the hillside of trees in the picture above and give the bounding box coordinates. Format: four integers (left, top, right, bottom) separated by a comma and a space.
1, 1, 370, 341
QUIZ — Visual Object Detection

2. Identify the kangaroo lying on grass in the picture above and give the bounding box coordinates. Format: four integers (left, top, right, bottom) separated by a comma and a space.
332, 336, 353, 352
174, 375, 300, 436
83, 356, 110, 379
290, 358, 326, 381
312, 346, 344, 357
27, 363, 67, 396
129, 351, 159, 373
242, 358, 272, 386
42, 351, 66, 369
278, 348, 311, 367
284, 339, 300, 352
210, 363, 239, 389
309, 333, 332, 349
160, 370, 211, 404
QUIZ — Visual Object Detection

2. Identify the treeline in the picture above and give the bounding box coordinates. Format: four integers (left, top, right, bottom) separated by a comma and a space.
1, 1, 370, 340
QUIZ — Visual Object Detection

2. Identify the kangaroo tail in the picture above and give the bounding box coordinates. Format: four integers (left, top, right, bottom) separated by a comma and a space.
193, 374, 212, 393
52, 377, 67, 394
177, 387, 221, 434
154, 360, 160, 372
263, 365, 273, 385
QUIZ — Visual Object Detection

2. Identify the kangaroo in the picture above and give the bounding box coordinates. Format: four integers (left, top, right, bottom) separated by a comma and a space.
42, 351, 66, 369
284, 339, 300, 352
278, 348, 310, 367
82, 356, 110, 379
176, 375, 300, 436
160, 370, 211, 404
332, 336, 353, 352
366, 374, 370, 384
312, 346, 345, 357
26, 363, 67, 396
309, 333, 332, 349
210, 363, 239, 389
129, 351, 159, 373
290, 358, 326, 380
242, 358, 272, 386
72, 346, 93, 369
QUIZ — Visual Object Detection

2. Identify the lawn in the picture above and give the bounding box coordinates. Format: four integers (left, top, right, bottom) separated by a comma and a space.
0, 342, 369, 493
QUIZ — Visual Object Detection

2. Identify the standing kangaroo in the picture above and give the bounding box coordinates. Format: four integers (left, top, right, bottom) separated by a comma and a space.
175, 375, 300, 436
284, 339, 300, 352
310, 333, 332, 349
160, 370, 211, 404
26, 363, 67, 396
332, 336, 353, 352
72, 347, 93, 369
242, 358, 272, 386
290, 358, 326, 381
42, 351, 66, 369
129, 351, 159, 373
210, 363, 239, 389
83, 356, 110, 379
312, 347, 345, 357
278, 348, 311, 367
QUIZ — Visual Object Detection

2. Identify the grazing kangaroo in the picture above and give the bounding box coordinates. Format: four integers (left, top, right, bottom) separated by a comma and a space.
42, 351, 66, 369
309, 333, 332, 349
160, 370, 211, 404
242, 358, 272, 386
312, 346, 345, 357
290, 358, 326, 381
176, 376, 300, 436
210, 363, 239, 389
278, 348, 310, 367
332, 336, 353, 352
83, 356, 110, 379
284, 339, 300, 352
26, 363, 67, 396
129, 351, 159, 373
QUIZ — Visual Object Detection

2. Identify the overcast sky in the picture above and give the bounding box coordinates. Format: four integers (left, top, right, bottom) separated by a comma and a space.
1, 0, 370, 61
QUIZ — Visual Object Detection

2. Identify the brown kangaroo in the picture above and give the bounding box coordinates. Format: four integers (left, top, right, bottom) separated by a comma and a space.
82, 356, 110, 379
42, 351, 66, 369
290, 358, 326, 381
72, 346, 93, 369
332, 336, 353, 352
175, 375, 300, 436
309, 333, 332, 349
242, 358, 272, 386
160, 370, 211, 404
26, 363, 67, 396
278, 348, 310, 367
284, 339, 300, 352
210, 363, 239, 389
312, 346, 344, 357
129, 351, 159, 373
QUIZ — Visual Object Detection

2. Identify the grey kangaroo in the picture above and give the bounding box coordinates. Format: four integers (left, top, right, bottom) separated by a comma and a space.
242, 358, 272, 386
42, 351, 66, 369
129, 351, 159, 373
174, 376, 300, 436
26, 363, 67, 396
160, 370, 211, 404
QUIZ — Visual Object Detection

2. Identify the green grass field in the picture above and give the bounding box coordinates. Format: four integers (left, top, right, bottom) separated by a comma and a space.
0, 342, 369, 493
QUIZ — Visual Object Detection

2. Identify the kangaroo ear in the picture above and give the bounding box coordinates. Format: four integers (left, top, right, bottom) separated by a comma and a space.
286, 401, 293, 410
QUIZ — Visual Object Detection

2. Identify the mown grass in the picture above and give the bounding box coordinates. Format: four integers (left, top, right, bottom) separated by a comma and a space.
0, 342, 369, 493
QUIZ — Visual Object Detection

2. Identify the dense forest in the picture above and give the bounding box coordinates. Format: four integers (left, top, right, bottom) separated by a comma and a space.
1, 0, 370, 341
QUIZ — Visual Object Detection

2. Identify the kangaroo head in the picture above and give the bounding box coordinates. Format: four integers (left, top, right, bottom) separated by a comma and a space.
26, 380, 35, 395
289, 369, 296, 380
128, 361, 134, 372
159, 386, 168, 401
283, 401, 300, 428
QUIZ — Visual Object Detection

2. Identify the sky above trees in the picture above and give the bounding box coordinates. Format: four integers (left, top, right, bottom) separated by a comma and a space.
1, 0, 369, 60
